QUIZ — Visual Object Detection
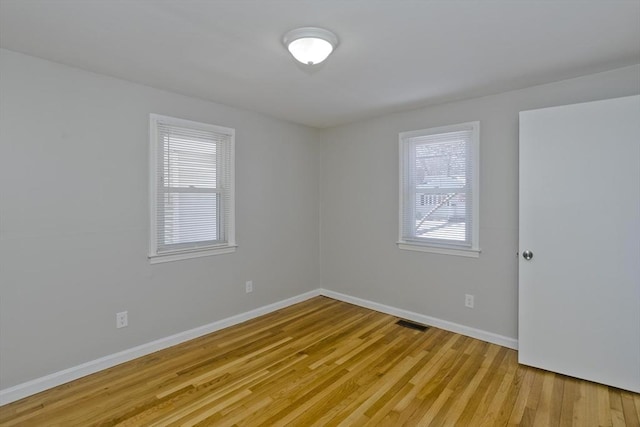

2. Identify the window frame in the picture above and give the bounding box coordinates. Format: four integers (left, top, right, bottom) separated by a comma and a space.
398, 121, 480, 258
149, 114, 236, 264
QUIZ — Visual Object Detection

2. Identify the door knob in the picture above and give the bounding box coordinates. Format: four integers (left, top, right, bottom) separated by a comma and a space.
522, 250, 533, 260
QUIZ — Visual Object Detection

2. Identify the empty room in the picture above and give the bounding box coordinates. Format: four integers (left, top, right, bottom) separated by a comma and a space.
0, 0, 639, 425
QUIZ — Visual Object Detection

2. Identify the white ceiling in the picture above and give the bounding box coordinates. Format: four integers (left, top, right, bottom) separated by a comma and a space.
1, 0, 639, 128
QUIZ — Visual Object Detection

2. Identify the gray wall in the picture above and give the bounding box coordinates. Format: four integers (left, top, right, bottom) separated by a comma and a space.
0, 49, 321, 388
319, 65, 640, 340
2, 46, 639, 390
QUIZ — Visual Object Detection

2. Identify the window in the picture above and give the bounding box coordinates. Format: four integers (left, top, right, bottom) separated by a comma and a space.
398, 121, 480, 257
149, 114, 235, 263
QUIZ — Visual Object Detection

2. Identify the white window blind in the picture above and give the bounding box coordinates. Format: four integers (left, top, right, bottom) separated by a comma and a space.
399, 122, 479, 256
149, 114, 235, 262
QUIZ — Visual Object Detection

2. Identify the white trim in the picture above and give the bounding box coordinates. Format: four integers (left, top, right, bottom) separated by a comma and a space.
469, 122, 480, 248
226, 136, 236, 248
0, 288, 518, 406
149, 245, 237, 264
319, 289, 518, 350
149, 115, 159, 257
397, 242, 481, 258
0, 289, 321, 406
150, 113, 235, 136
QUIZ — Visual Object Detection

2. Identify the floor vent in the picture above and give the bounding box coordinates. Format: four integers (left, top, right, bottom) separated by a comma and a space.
396, 319, 429, 332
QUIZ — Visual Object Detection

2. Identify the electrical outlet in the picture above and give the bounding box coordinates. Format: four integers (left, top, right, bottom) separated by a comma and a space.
116, 311, 128, 328
465, 294, 474, 309
245, 280, 253, 293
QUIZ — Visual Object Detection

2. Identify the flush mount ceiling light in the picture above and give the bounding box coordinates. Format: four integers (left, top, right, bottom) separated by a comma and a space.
283, 27, 338, 65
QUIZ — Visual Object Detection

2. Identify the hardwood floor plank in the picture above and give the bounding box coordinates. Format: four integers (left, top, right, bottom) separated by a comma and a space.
532, 371, 556, 426
1, 296, 637, 426
454, 346, 508, 425
598, 383, 614, 427
479, 351, 522, 426
507, 366, 537, 425
622, 391, 640, 427
438, 343, 501, 426
548, 372, 565, 426
611, 390, 628, 427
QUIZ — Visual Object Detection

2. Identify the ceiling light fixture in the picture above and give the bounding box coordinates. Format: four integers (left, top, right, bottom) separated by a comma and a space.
283, 27, 338, 65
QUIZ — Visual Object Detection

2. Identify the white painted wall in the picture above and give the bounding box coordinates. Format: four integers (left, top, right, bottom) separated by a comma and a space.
319, 65, 640, 340
0, 49, 320, 388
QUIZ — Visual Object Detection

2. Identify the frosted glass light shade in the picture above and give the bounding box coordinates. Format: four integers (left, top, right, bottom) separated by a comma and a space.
283, 27, 338, 65
287, 38, 333, 65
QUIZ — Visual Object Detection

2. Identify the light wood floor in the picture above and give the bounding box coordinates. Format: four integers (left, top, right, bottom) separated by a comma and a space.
1, 297, 639, 426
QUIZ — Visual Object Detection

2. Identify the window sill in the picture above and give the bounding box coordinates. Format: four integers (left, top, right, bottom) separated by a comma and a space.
149, 245, 237, 264
397, 242, 481, 258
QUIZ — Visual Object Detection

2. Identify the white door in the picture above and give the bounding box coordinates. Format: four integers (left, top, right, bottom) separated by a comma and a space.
519, 95, 640, 393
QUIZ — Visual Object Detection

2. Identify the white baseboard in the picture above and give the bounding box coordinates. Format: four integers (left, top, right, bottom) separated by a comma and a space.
318, 289, 518, 350
0, 289, 321, 406
1, 287, 517, 406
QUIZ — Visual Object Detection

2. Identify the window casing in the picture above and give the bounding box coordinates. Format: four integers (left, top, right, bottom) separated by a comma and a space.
149, 114, 235, 263
398, 122, 480, 257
